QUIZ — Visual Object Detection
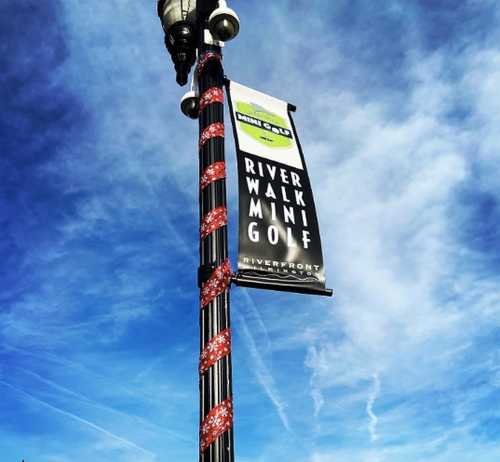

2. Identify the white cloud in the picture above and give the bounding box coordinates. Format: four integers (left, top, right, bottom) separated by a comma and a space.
296, 38, 500, 462
226, 5, 500, 458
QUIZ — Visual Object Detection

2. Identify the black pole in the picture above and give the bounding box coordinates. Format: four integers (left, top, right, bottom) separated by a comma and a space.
197, 2, 234, 462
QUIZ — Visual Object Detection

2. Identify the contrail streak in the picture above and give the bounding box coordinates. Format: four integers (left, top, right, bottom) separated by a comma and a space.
241, 288, 271, 352
366, 373, 381, 442
16, 367, 193, 443
234, 295, 292, 433
0, 380, 157, 458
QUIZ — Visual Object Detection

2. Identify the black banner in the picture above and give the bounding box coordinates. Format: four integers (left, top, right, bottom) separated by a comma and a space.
226, 81, 332, 296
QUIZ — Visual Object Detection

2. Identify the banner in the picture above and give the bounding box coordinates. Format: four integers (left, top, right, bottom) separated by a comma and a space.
226, 80, 332, 296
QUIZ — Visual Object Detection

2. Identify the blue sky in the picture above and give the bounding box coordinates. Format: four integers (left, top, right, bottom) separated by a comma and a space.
2, 0, 500, 461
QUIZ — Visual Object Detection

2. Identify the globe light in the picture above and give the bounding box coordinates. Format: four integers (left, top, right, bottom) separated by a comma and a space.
157, 0, 198, 86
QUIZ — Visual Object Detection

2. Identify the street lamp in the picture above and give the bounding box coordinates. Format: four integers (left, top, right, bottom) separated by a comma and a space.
157, 0, 198, 86
157, 1, 240, 461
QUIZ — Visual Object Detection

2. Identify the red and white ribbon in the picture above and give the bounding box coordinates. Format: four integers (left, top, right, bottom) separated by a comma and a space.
197, 51, 222, 77
200, 399, 233, 452
200, 122, 224, 149
199, 329, 231, 374
201, 259, 232, 308
199, 87, 224, 113
201, 206, 227, 240
201, 161, 226, 191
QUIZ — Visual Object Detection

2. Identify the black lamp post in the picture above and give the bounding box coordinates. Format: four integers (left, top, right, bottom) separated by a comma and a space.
157, 1, 240, 461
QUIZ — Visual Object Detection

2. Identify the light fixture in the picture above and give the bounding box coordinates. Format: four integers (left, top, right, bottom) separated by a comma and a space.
208, 0, 240, 42
157, 0, 198, 86
180, 73, 199, 119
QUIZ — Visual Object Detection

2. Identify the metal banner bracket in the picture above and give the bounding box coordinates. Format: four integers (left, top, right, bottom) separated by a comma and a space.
198, 263, 217, 288
232, 272, 334, 297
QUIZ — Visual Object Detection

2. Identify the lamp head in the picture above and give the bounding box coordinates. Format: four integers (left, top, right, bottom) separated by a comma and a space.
158, 0, 198, 86
208, 1, 240, 42
164, 21, 197, 86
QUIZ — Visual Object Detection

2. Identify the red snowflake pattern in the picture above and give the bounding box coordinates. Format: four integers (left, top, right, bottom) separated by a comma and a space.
200, 206, 227, 240
199, 329, 231, 374
199, 87, 224, 113
197, 51, 222, 77
199, 122, 224, 149
200, 399, 233, 452
200, 161, 226, 190
200, 259, 232, 308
